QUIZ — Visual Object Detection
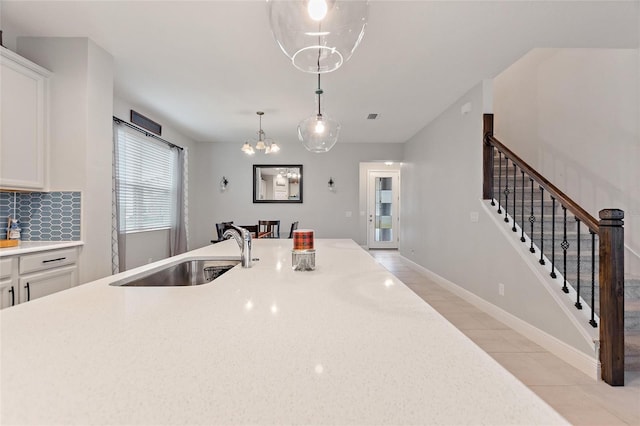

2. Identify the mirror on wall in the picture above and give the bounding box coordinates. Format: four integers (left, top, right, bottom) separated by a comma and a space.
253, 165, 303, 203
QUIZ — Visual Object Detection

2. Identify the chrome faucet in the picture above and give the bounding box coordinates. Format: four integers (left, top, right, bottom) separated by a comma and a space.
223, 224, 252, 268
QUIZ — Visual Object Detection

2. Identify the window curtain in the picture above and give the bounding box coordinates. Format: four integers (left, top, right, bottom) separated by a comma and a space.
111, 122, 126, 273
170, 147, 188, 256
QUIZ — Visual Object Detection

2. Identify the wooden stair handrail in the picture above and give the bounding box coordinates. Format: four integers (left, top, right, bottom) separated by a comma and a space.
485, 133, 599, 234
483, 114, 625, 386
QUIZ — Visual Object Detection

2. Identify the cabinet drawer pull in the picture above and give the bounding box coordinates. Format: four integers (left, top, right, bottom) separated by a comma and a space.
9, 286, 15, 306
42, 257, 66, 264
25, 282, 30, 301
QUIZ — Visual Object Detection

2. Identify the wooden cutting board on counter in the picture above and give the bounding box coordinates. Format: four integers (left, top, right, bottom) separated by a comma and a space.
0, 240, 19, 248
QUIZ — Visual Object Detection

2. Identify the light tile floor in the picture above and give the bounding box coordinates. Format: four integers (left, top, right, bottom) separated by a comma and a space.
370, 249, 640, 426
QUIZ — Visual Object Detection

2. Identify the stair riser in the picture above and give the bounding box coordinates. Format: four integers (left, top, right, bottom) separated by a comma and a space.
492, 189, 548, 200
555, 277, 639, 299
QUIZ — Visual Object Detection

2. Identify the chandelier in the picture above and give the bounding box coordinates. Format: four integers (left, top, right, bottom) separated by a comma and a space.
241, 111, 280, 155
268, 0, 369, 74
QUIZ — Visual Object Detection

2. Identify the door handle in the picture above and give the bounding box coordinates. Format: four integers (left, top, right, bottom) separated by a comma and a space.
25, 282, 30, 301
9, 286, 15, 306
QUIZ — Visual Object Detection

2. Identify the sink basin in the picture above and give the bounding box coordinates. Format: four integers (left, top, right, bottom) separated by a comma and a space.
110, 259, 241, 287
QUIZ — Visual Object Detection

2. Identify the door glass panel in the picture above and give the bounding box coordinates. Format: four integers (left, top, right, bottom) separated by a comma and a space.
374, 177, 393, 242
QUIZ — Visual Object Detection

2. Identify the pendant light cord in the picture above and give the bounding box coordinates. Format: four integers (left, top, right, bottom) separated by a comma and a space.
316, 21, 322, 117
317, 74, 322, 116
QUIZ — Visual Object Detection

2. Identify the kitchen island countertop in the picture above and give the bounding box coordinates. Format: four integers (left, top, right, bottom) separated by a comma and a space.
0, 239, 567, 425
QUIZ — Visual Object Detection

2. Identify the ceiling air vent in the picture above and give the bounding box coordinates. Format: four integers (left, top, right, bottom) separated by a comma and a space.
367, 113, 379, 120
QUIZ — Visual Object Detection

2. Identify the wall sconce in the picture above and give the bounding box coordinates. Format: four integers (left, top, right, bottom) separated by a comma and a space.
220, 176, 229, 192
328, 177, 335, 192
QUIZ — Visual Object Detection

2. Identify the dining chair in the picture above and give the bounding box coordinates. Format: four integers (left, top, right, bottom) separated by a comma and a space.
239, 225, 259, 238
258, 220, 280, 238
288, 221, 299, 238
212, 221, 234, 244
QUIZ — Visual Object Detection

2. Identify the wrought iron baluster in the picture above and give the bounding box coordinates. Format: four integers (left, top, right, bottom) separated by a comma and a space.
589, 230, 597, 327
490, 145, 495, 206
497, 152, 502, 214
550, 197, 557, 279
529, 178, 535, 253
561, 206, 569, 293
575, 218, 582, 309
512, 161, 517, 231
539, 187, 545, 265
520, 171, 525, 242
503, 157, 510, 223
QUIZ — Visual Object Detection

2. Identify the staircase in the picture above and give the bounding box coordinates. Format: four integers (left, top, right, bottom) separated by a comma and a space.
492, 150, 640, 373
483, 114, 633, 384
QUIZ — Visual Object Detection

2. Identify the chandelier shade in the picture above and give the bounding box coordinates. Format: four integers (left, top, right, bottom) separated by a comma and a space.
268, 0, 369, 73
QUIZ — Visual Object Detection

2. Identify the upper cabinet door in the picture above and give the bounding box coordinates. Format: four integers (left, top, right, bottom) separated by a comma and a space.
0, 47, 51, 190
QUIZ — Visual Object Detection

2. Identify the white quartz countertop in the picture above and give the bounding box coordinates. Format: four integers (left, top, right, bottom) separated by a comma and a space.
0, 240, 84, 256
0, 239, 567, 425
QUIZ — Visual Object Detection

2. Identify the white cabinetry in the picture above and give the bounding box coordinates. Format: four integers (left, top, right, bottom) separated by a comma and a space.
19, 266, 77, 303
0, 257, 17, 308
0, 247, 79, 309
0, 47, 51, 190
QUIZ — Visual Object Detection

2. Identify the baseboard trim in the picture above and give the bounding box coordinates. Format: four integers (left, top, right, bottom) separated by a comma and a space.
399, 255, 600, 381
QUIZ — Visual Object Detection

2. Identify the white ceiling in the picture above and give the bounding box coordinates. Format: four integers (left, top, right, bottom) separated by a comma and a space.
1, 1, 637, 145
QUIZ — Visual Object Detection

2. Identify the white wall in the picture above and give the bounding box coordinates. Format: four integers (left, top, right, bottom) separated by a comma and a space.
494, 48, 640, 275
113, 97, 200, 269
401, 82, 594, 355
17, 37, 114, 284
190, 141, 403, 249
124, 229, 171, 269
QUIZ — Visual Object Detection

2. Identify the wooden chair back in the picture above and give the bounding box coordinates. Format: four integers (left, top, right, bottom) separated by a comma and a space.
258, 220, 280, 238
288, 221, 299, 238
213, 221, 234, 243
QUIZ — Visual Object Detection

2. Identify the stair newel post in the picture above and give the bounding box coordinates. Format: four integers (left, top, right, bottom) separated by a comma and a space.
482, 114, 494, 203
598, 209, 625, 386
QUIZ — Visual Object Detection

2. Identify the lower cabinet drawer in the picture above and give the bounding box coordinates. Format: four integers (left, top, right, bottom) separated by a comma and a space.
19, 248, 78, 274
19, 265, 78, 303
0, 258, 14, 279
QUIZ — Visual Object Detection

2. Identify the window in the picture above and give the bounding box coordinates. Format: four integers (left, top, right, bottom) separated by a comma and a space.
115, 125, 177, 232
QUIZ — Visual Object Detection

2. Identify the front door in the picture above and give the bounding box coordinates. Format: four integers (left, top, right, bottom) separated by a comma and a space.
367, 171, 400, 249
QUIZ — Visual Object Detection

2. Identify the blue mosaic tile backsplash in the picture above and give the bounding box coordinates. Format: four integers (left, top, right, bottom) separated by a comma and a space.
0, 191, 81, 241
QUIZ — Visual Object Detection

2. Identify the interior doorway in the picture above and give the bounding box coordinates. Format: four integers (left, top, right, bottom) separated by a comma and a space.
367, 170, 400, 249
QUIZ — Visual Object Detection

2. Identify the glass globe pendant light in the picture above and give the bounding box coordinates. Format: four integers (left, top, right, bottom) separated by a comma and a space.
298, 73, 340, 153
268, 0, 369, 73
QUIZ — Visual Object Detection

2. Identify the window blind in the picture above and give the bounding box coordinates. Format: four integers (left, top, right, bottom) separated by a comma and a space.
115, 125, 176, 232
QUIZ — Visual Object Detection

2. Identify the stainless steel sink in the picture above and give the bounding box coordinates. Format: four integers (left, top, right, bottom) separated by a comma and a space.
110, 259, 241, 287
